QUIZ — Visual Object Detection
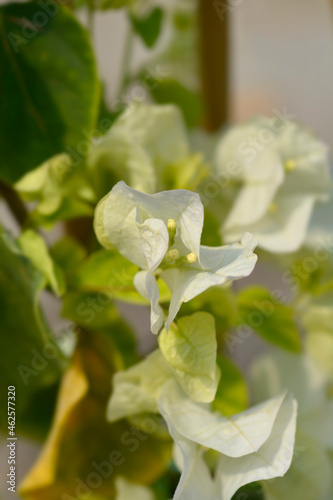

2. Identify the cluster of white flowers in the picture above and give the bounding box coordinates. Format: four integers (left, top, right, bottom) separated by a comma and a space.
91, 103, 333, 499
215, 116, 331, 253
94, 178, 298, 499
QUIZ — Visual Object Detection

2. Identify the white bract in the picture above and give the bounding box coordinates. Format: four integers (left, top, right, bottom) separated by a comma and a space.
215, 117, 330, 253
159, 380, 297, 500
107, 353, 297, 500
250, 351, 333, 500
94, 181, 258, 334
88, 102, 189, 194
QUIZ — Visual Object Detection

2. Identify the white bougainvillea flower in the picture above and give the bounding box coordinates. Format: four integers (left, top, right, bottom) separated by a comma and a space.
215, 117, 331, 253
107, 350, 297, 500
88, 102, 189, 194
94, 181, 258, 334
158, 380, 297, 500
250, 352, 333, 500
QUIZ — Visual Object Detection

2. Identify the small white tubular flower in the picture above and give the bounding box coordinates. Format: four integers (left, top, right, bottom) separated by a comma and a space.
215, 117, 331, 253
94, 181, 258, 334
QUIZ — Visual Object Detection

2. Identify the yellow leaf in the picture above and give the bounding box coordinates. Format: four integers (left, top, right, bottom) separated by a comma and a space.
20, 332, 172, 500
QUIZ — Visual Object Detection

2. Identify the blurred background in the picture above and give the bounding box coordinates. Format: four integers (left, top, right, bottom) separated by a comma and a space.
1, 0, 333, 498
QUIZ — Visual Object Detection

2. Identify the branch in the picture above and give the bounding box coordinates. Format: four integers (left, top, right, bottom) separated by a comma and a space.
0, 179, 28, 227
198, 0, 229, 131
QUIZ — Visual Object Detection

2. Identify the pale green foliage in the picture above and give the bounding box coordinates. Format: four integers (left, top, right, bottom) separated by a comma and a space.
159, 312, 220, 403
19, 230, 65, 296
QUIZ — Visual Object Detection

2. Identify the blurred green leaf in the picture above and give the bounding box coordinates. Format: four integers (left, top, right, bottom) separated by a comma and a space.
149, 77, 202, 127
162, 153, 210, 191
0, 228, 64, 438
212, 355, 248, 416
71, 249, 170, 304
237, 286, 301, 352
130, 7, 164, 48
62, 293, 138, 368
0, 2, 99, 183
19, 229, 65, 296
50, 236, 87, 279
180, 287, 237, 334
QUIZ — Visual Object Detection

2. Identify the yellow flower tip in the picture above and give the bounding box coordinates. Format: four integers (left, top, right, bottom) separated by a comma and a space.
284, 159, 297, 172
186, 252, 198, 264
166, 249, 180, 261
167, 218, 177, 231
269, 202, 278, 214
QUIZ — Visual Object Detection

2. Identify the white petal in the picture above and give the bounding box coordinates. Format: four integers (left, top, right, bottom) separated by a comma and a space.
163, 233, 258, 329
137, 218, 169, 271
215, 392, 297, 500
158, 380, 286, 458
224, 195, 315, 253
97, 181, 204, 266
169, 430, 215, 500
134, 271, 165, 335
107, 350, 171, 422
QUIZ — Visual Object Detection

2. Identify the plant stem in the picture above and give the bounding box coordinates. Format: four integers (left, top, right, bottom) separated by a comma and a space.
198, 0, 229, 131
0, 179, 28, 227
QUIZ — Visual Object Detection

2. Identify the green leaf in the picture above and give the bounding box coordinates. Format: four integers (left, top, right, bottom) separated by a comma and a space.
158, 312, 220, 403
212, 355, 248, 416
162, 153, 211, 191
50, 236, 87, 278
130, 7, 164, 48
149, 77, 203, 127
0, 228, 64, 438
19, 229, 65, 296
181, 287, 237, 334
0, 2, 99, 183
237, 286, 301, 352
72, 248, 170, 304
